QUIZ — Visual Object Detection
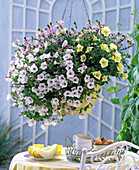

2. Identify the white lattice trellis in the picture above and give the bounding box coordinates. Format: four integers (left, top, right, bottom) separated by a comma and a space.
8, 0, 135, 148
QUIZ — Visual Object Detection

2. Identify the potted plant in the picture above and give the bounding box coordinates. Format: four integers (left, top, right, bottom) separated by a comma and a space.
5, 20, 133, 129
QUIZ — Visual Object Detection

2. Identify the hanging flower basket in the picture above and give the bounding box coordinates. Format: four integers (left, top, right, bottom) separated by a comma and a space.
6, 20, 133, 129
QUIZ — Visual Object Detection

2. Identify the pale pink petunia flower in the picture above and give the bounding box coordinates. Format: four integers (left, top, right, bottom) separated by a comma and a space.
62, 40, 68, 48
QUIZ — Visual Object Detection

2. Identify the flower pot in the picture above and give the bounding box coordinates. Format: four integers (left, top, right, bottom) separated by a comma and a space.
61, 85, 102, 115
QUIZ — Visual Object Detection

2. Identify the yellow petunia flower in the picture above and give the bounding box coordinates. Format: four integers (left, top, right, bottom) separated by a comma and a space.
109, 56, 115, 60
117, 63, 124, 74
102, 26, 111, 36
114, 51, 122, 62
92, 71, 102, 80
77, 44, 83, 52
122, 73, 128, 80
99, 57, 109, 68
85, 47, 93, 53
61, 28, 67, 34
93, 35, 98, 41
80, 54, 86, 62
110, 43, 117, 50
100, 44, 109, 52
76, 38, 80, 42
102, 75, 108, 82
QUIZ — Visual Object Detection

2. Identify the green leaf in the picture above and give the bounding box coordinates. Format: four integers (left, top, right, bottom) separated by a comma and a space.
122, 94, 129, 104
114, 85, 119, 92
132, 131, 139, 144
131, 53, 138, 65
131, 8, 138, 15
117, 22, 122, 27
133, 119, 139, 132
106, 86, 115, 92
111, 97, 120, 105
122, 130, 132, 141
120, 102, 129, 122
133, 65, 139, 85
124, 107, 131, 122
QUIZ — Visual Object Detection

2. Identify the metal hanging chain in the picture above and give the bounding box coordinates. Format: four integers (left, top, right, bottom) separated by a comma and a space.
62, 0, 70, 21
82, 0, 90, 20
69, 0, 73, 30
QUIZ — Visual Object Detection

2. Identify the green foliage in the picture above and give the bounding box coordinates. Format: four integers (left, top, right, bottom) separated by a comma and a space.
117, 12, 139, 151
111, 97, 120, 105
0, 118, 22, 168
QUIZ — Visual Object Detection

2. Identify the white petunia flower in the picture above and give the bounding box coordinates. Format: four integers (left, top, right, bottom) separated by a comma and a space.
87, 81, 94, 89
66, 65, 73, 70
20, 70, 27, 76
27, 54, 34, 63
29, 64, 38, 73
67, 99, 73, 106
58, 75, 65, 82
72, 90, 80, 98
53, 109, 59, 115
61, 97, 67, 103
65, 60, 73, 66
32, 87, 36, 92
86, 96, 92, 104
52, 120, 58, 126
33, 104, 39, 111
25, 96, 34, 104
98, 95, 104, 102
41, 105, 48, 112
18, 76, 28, 84
73, 100, 81, 108
41, 124, 48, 130
63, 54, 72, 60
45, 52, 51, 59
12, 69, 19, 77
44, 73, 50, 80
67, 70, 75, 78
78, 67, 85, 74
60, 80, 68, 88
77, 86, 83, 92
44, 119, 52, 126
64, 91, 71, 97
72, 76, 79, 84
62, 40, 68, 48
65, 49, 74, 54
39, 110, 45, 116
37, 73, 44, 81
54, 52, 59, 58
84, 74, 90, 82
35, 89, 41, 96
28, 105, 34, 111
44, 42, 48, 49
79, 113, 86, 119
40, 62, 48, 70
40, 54, 47, 60
28, 119, 36, 127
53, 83, 61, 90
51, 98, 59, 106
39, 93, 44, 99
90, 78, 95, 82
57, 115, 63, 119
65, 106, 71, 112
38, 83, 47, 91
47, 78, 54, 87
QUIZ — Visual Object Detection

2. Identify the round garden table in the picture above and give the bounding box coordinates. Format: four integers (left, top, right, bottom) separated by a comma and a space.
9, 150, 139, 170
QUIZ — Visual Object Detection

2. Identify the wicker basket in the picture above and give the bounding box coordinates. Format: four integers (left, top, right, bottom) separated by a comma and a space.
65, 137, 119, 164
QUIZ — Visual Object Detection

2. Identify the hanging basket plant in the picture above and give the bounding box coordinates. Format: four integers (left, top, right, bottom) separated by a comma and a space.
6, 20, 134, 129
